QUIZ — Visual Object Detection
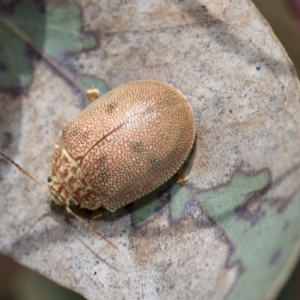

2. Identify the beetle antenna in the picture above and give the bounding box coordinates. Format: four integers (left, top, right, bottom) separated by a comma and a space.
0, 152, 47, 189
1, 152, 117, 249
65, 206, 118, 249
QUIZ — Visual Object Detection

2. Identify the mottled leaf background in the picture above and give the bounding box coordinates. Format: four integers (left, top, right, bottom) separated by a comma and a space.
252, 2, 300, 300
0, 0, 300, 300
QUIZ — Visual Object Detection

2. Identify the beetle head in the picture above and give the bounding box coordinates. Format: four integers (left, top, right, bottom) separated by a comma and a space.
47, 174, 76, 207
49, 145, 102, 210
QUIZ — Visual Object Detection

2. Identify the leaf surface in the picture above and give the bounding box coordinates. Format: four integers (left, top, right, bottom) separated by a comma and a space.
1, 1, 300, 299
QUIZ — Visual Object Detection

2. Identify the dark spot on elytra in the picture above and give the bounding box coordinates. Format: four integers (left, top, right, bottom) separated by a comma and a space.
96, 157, 109, 183
105, 102, 117, 113
130, 141, 144, 153
149, 158, 160, 170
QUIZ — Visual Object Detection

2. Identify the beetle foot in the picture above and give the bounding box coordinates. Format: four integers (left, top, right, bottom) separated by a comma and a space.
175, 170, 188, 186
91, 208, 104, 219
86, 88, 100, 102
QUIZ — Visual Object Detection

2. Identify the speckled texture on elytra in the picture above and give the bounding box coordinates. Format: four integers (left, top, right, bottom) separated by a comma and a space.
50, 80, 195, 211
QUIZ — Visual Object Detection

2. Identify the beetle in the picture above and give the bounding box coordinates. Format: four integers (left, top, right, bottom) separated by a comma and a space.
48, 80, 195, 213
0, 80, 195, 245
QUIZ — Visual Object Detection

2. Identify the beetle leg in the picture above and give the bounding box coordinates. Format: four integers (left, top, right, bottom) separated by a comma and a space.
65, 206, 117, 249
175, 169, 188, 186
91, 208, 104, 220
85, 88, 100, 102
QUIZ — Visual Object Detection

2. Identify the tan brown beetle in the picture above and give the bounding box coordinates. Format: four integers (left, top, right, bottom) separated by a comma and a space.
1, 80, 195, 246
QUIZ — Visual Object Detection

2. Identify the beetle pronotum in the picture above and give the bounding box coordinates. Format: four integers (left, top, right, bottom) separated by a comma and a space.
0, 80, 195, 246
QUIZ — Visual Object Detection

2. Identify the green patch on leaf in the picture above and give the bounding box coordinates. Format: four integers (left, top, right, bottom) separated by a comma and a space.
170, 183, 189, 220
131, 192, 162, 226
198, 170, 300, 300
199, 171, 269, 224
0, 0, 96, 90
131, 181, 173, 226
